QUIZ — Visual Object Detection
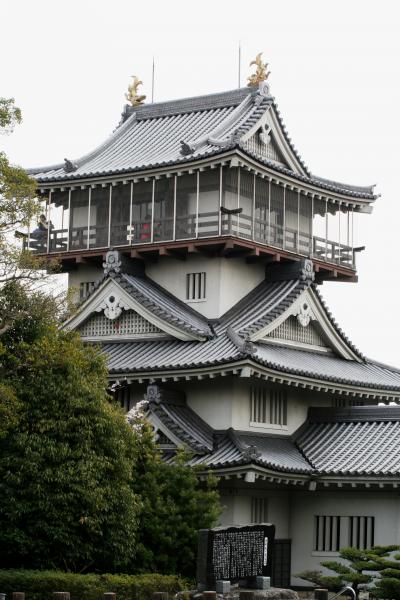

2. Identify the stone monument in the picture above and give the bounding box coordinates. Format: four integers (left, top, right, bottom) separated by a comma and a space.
197, 524, 275, 592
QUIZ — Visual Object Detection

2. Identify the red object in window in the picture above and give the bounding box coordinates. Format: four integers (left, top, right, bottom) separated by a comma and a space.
140, 222, 151, 241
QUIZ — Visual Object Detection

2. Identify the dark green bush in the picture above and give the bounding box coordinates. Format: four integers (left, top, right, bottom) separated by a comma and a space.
0, 570, 188, 600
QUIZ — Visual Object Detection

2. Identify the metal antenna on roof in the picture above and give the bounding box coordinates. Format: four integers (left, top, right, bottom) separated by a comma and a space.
151, 57, 155, 103
238, 42, 241, 88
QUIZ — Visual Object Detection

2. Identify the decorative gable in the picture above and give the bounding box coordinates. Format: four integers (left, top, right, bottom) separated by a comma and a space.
63, 272, 208, 342
266, 315, 327, 349
79, 309, 164, 341
243, 127, 288, 168
249, 288, 362, 362
240, 104, 308, 176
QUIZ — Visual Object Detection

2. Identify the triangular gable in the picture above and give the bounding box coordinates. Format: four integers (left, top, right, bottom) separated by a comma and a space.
63, 277, 206, 342
249, 287, 362, 362
240, 104, 308, 176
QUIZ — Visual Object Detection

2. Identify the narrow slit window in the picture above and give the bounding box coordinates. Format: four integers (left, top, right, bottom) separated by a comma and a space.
250, 387, 287, 426
186, 272, 206, 300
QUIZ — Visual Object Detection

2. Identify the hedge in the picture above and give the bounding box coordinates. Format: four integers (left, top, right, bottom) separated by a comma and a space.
0, 571, 189, 600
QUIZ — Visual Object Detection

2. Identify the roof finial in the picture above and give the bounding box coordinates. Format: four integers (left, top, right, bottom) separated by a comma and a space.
126, 75, 146, 106
247, 52, 271, 87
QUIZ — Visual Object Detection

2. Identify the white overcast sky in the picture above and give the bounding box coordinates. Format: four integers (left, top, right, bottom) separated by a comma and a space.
1, 0, 399, 365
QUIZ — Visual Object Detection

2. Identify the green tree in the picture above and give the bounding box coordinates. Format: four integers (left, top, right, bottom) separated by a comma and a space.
128, 412, 221, 577
0, 97, 51, 328
296, 546, 400, 596
0, 282, 140, 572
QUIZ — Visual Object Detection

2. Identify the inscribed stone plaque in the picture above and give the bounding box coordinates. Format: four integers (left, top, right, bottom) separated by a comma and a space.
197, 523, 275, 590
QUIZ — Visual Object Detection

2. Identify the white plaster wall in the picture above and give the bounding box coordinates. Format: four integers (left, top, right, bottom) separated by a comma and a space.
290, 491, 400, 585
68, 264, 103, 301
146, 255, 265, 319
187, 378, 335, 435
186, 379, 234, 429
218, 489, 290, 538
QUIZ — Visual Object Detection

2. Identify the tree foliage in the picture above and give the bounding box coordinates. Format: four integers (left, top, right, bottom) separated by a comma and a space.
296, 546, 400, 597
0, 282, 221, 575
129, 415, 221, 577
0, 283, 140, 572
0, 97, 52, 305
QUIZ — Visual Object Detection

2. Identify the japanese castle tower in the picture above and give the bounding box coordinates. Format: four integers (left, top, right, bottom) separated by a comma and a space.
28, 60, 400, 587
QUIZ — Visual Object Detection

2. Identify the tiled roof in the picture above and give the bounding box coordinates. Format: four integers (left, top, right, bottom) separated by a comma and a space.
28, 87, 375, 199
147, 388, 214, 453
253, 344, 400, 391
172, 407, 400, 478
118, 273, 212, 338
104, 334, 241, 373
189, 429, 312, 474
100, 267, 400, 395
218, 278, 310, 336
296, 406, 400, 475
29, 89, 271, 181
78, 269, 212, 339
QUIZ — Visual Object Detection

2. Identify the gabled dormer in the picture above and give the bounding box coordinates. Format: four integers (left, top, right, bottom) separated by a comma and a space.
63, 250, 212, 342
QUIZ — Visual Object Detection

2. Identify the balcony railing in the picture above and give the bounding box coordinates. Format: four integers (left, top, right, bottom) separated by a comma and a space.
25, 208, 356, 270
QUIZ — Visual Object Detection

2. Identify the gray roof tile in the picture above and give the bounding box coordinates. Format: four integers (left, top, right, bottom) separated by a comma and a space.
296, 406, 400, 475
28, 87, 375, 199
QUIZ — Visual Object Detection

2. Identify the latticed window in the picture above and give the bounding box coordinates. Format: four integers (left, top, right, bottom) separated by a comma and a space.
79, 310, 162, 337
268, 316, 326, 347
186, 272, 206, 300
349, 516, 375, 550
314, 516, 375, 552
250, 386, 287, 426
314, 516, 341, 552
251, 497, 268, 524
79, 281, 95, 301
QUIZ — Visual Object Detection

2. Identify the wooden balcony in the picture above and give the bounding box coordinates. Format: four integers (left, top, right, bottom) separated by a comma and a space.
25, 209, 360, 282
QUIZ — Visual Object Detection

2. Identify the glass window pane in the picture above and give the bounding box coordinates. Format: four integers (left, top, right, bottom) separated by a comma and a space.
154, 177, 174, 241
270, 182, 284, 247
198, 169, 220, 237
254, 176, 269, 244
90, 186, 110, 248
176, 173, 197, 239
221, 167, 238, 235
131, 180, 152, 244
284, 188, 298, 251
299, 192, 312, 255
110, 183, 131, 246
238, 169, 253, 239
69, 188, 89, 250
49, 190, 69, 253
312, 198, 326, 260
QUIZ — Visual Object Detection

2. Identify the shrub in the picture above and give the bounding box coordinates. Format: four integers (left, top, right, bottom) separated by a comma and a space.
0, 570, 188, 600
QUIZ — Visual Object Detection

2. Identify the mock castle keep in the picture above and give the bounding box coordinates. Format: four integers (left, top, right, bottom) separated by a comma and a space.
27, 58, 400, 586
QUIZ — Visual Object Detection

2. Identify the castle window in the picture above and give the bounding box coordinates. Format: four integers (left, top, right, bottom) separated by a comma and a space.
79, 281, 95, 301
251, 497, 268, 524
186, 272, 206, 301
314, 515, 341, 552
349, 516, 375, 550
250, 387, 287, 426
314, 516, 375, 552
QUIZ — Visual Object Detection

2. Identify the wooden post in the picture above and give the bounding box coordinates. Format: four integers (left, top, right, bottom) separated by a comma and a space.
104, 594, 117, 600
13, 594, 25, 600
314, 589, 329, 600
53, 593, 70, 600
